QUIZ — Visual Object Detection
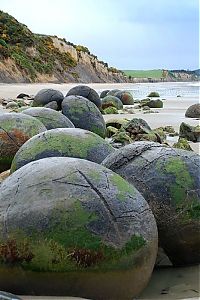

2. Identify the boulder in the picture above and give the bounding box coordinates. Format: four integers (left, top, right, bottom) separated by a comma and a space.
0, 157, 158, 300
102, 142, 200, 266
101, 96, 123, 110
0, 113, 46, 172
32, 89, 64, 109
173, 138, 193, 151
17, 93, 30, 99
66, 85, 101, 108
6, 102, 18, 109
62, 96, 106, 138
179, 122, 200, 142
107, 89, 121, 96
147, 92, 160, 97
144, 99, 163, 108
22, 107, 74, 130
115, 91, 134, 105
106, 118, 129, 129
100, 90, 110, 98
44, 101, 58, 111
103, 107, 118, 114
185, 103, 200, 118
11, 128, 114, 172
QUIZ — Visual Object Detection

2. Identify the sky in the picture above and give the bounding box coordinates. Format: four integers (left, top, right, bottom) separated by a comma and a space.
1, 0, 199, 70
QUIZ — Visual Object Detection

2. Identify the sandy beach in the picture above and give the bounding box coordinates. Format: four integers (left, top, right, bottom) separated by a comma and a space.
0, 82, 199, 300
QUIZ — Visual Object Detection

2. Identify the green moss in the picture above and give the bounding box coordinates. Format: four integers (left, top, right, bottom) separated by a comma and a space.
110, 173, 136, 201
165, 158, 193, 204
104, 107, 118, 114
173, 138, 193, 151
147, 92, 160, 97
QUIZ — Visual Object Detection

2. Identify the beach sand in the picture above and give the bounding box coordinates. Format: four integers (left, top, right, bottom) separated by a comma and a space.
0, 82, 199, 300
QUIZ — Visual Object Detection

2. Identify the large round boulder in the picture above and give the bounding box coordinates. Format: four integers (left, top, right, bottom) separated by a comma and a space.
107, 89, 121, 96
11, 128, 114, 172
22, 107, 74, 130
66, 85, 101, 108
62, 96, 106, 138
185, 103, 200, 118
0, 157, 158, 299
115, 91, 134, 105
102, 142, 200, 266
100, 89, 110, 98
32, 89, 64, 109
0, 113, 46, 172
101, 95, 123, 110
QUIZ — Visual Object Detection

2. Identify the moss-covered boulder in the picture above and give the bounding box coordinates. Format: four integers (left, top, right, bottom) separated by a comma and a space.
100, 89, 110, 98
22, 107, 74, 130
102, 142, 200, 266
185, 103, 200, 118
0, 157, 158, 299
101, 96, 123, 110
0, 113, 46, 172
179, 122, 200, 142
11, 128, 114, 172
62, 96, 106, 138
115, 91, 134, 105
147, 92, 160, 97
66, 85, 101, 108
173, 138, 193, 151
103, 107, 118, 114
144, 99, 163, 108
32, 89, 64, 109
106, 118, 129, 129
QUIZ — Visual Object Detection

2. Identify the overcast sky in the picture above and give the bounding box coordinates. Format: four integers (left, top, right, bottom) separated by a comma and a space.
1, 0, 199, 70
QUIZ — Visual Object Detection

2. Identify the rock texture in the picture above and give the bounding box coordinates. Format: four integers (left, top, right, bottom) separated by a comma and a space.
185, 103, 200, 119
0, 113, 46, 172
102, 142, 200, 266
0, 157, 158, 299
11, 128, 114, 172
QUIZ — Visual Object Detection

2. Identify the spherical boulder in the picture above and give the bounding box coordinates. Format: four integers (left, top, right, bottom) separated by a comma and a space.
107, 89, 121, 96
32, 89, 64, 109
22, 107, 74, 130
11, 128, 114, 172
101, 95, 123, 110
115, 91, 134, 105
62, 95, 106, 138
100, 89, 110, 98
185, 103, 200, 118
0, 113, 46, 172
66, 85, 101, 108
0, 157, 158, 299
102, 141, 200, 266
145, 99, 163, 108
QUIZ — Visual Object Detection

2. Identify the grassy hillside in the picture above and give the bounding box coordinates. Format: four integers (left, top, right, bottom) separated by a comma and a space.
123, 69, 163, 78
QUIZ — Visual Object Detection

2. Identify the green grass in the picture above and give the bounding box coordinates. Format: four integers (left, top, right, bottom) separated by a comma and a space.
123, 69, 163, 78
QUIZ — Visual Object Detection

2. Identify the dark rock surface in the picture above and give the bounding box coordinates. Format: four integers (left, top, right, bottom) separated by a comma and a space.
62, 95, 106, 138
179, 122, 200, 142
66, 85, 101, 108
32, 89, 64, 109
102, 141, 200, 266
101, 95, 123, 110
185, 103, 200, 118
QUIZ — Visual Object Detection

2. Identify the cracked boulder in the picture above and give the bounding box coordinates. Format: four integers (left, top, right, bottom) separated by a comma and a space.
32, 89, 64, 109
0, 113, 46, 172
66, 85, 101, 108
0, 157, 158, 299
22, 107, 74, 130
101, 95, 123, 110
11, 128, 114, 172
100, 89, 110, 98
62, 96, 106, 138
102, 141, 200, 266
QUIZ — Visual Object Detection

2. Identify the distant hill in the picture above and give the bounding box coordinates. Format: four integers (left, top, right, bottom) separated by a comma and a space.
0, 10, 127, 83
123, 69, 199, 82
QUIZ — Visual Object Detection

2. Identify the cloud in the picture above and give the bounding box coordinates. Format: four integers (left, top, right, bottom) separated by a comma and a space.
1, 0, 199, 69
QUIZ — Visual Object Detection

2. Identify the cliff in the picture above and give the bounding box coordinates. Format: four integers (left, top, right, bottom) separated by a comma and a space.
0, 11, 127, 83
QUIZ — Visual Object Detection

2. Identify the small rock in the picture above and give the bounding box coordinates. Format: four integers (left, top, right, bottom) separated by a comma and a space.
179, 122, 200, 142
6, 102, 18, 109
17, 93, 30, 99
173, 138, 193, 151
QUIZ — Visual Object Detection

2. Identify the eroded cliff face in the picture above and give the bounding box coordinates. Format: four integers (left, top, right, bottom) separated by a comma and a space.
0, 35, 127, 83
